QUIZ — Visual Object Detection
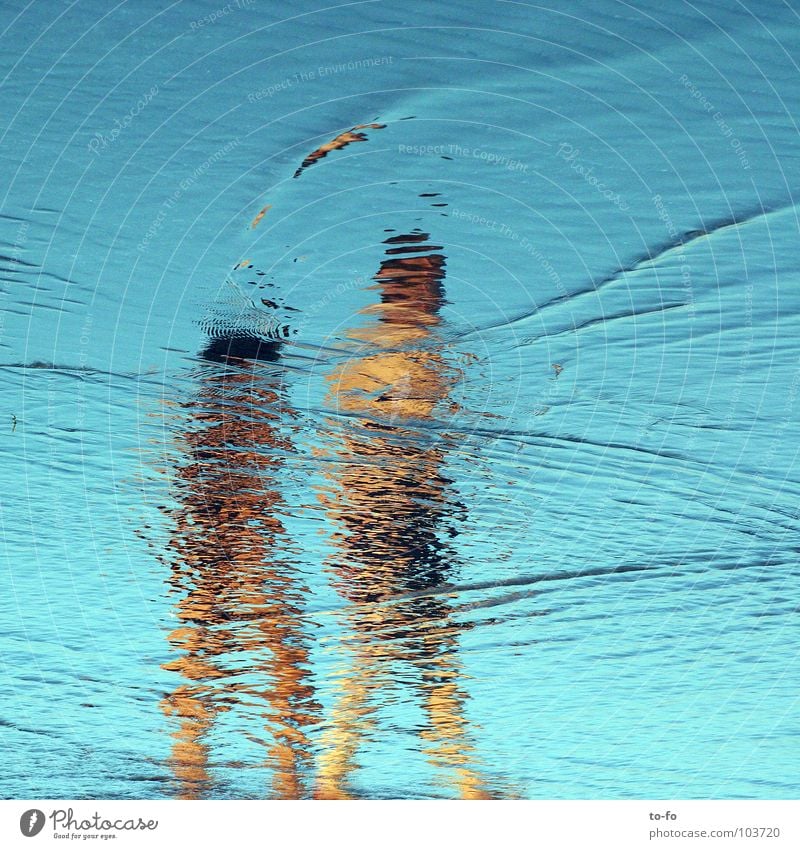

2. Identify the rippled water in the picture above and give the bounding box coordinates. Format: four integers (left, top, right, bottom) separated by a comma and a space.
2, 0, 800, 799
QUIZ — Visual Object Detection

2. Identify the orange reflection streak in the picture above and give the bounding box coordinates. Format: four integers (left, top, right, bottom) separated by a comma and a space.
314, 234, 494, 798
293, 123, 386, 178
250, 204, 271, 229
162, 353, 320, 798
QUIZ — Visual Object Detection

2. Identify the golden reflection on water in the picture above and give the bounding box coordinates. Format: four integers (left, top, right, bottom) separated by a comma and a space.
315, 234, 493, 798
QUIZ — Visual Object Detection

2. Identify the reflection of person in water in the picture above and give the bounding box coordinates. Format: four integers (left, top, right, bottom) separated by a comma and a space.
315, 233, 493, 799
161, 335, 320, 799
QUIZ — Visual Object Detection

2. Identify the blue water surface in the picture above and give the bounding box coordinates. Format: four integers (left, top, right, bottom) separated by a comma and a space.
1, 0, 799, 799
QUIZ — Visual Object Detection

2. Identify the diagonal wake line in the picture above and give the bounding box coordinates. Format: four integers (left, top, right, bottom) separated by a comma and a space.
457, 200, 794, 342
514, 301, 688, 345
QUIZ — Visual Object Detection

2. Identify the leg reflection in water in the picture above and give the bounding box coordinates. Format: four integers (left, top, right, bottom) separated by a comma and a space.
161, 336, 320, 799
315, 232, 494, 799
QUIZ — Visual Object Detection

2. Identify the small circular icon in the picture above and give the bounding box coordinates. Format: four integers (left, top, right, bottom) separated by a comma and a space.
20, 810, 45, 837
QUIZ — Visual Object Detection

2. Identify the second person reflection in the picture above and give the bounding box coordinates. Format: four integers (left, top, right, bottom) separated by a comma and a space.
314, 232, 494, 798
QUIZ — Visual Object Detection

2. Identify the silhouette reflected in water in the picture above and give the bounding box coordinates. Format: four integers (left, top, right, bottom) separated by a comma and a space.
315, 233, 494, 798
161, 231, 494, 798
161, 334, 320, 799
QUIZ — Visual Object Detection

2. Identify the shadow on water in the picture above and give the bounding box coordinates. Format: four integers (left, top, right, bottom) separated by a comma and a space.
160, 228, 501, 797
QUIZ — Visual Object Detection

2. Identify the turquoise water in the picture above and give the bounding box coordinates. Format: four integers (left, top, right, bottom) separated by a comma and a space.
2, 0, 799, 799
